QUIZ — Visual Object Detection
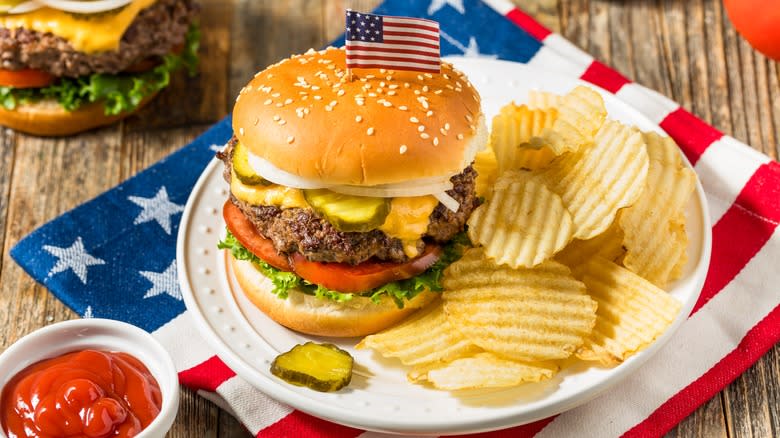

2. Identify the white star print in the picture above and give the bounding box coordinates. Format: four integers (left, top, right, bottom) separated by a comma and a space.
43, 237, 106, 285
83, 306, 93, 319
463, 37, 497, 58
428, 0, 465, 15
140, 260, 181, 300
128, 187, 184, 235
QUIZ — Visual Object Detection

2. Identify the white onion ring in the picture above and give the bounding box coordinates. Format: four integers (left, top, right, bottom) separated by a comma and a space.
328, 181, 454, 198
7, 0, 43, 13
246, 154, 324, 189
39, 0, 131, 13
433, 191, 460, 213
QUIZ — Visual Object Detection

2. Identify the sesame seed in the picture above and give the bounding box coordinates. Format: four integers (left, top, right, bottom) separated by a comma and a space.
399, 105, 408, 111
418, 125, 425, 132
314, 95, 322, 100
457, 133, 464, 140
414, 90, 421, 95
264, 99, 272, 105
433, 137, 439, 146
387, 90, 397, 96
278, 119, 286, 125
377, 88, 384, 94
306, 48, 316, 54
440, 127, 447, 135
383, 101, 392, 107
366, 74, 375, 79
399, 145, 408, 154
410, 116, 419, 123
426, 110, 433, 117
379, 68, 387, 74
356, 100, 365, 106
272, 92, 280, 97
311, 85, 320, 90
469, 124, 476, 131
329, 100, 338, 107
254, 117, 259, 125
404, 82, 410, 88
368, 92, 377, 97
276, 103, 283, 107
287, 136, 295, 144
296, 76, 305, 83
443, 74, 450, 79
273, 115, 280, 121
434, 89, 443, 94
284, 98, 293, 105
268, 74, 274, 78
417, 74, 424, 81
418, 97, 429, 109
380, 82, 386, 87
367, 127, 375, 135
337, 89, 345, 96
420, 133, 430, 139
465, 114, 473, 122
239, 127, 245, 135
422, 85, 429, 92
444, 123, 451, 130
325, 106, 333, 112
386, 76, 393, 81
424, 73, 433, 79
355, 115, 362, 122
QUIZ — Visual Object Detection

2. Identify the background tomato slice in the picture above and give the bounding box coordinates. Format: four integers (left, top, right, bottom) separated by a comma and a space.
223, 201, 292, 271
0, 69, 55, 88
291, 245, 441, 293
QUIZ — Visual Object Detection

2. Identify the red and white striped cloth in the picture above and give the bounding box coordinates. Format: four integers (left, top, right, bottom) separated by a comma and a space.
154, 1, 780, 436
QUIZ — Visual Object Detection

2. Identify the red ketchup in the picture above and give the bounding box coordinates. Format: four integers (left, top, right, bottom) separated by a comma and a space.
1, 350, 162, 438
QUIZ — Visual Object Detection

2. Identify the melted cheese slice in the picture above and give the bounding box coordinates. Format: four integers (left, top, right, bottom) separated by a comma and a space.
231, 178, 439, 258
0, 0, 157, 53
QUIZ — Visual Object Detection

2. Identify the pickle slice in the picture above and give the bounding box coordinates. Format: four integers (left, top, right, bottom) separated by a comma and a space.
270, 342, 354, 392
232, 142, 270, 186
303, 189, 390, 232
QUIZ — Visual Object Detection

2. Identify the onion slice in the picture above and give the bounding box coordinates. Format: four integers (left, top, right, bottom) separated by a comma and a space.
328, 181, 453, 198
7, 0, 43, 13
246, 154, 324, 189
40, 0, 131, 13
434, 191, 460, 213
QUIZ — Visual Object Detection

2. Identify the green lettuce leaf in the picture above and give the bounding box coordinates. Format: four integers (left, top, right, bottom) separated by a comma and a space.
0, 23, 200, 115
217, 231, 468, 308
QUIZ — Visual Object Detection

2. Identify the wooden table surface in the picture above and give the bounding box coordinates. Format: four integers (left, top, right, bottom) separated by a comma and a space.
0, 0, 777, 436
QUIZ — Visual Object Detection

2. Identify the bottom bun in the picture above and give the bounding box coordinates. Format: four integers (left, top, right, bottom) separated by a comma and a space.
230, 257, 438, 337
0, 93, 158, 136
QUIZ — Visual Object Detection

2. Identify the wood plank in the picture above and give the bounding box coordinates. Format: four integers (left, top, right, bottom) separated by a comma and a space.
723, 347, 777, 438
665, 395, 728, 438
168, 388, 220, 438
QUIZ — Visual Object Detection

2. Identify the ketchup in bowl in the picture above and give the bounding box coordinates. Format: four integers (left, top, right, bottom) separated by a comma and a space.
1, 349, 162, 438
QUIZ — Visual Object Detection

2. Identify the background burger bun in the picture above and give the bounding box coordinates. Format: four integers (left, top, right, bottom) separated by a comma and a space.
232, 47, 485, 186
230, 257, 438, 337
0, 93, 158, 137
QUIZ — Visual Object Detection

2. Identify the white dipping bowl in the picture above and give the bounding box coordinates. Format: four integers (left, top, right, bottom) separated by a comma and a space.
0, 319, 179, 437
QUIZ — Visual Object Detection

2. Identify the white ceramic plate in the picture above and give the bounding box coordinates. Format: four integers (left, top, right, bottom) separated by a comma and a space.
178, 58, 712, 435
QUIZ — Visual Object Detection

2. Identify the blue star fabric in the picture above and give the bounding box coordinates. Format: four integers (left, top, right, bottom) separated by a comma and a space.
10, 0, 544, 334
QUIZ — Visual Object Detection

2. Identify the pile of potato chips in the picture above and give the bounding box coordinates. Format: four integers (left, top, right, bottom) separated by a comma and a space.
358, 86, 696, 391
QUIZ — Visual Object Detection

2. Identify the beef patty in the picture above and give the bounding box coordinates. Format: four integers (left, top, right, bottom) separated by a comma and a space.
0, 0, 199, 77
218, 138, 478, 265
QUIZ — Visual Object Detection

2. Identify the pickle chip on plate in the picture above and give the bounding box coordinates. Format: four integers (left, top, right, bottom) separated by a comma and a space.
271, 342, 354, 392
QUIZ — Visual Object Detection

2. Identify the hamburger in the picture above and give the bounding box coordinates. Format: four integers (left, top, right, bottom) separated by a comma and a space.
0, 0, 199, 136
217, 47, 486, 337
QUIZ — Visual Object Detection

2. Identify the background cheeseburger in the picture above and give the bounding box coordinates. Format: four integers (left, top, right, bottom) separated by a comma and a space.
218, 47, 486, 337
0, 0, 199, 136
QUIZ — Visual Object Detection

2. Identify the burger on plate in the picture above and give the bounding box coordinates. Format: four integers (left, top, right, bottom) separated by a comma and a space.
217, 47, 486, 337
0, 0, 199, 136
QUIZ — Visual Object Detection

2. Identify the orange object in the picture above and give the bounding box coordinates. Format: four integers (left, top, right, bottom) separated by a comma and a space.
223, 200, 442, 293
0, 69, 56, 88
724, 0, 780, 60
1, 350, 162, 438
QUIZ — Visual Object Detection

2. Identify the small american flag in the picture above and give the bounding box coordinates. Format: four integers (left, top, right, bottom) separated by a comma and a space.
345, 10, 441, 73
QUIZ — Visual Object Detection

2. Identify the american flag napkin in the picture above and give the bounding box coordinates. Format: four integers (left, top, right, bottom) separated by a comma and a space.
10, 0, 779, 436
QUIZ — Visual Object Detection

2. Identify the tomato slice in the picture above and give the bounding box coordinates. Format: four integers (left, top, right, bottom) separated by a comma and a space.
0, 69, 55, 88
291, 245, 441, 293
223, 201, 292, 271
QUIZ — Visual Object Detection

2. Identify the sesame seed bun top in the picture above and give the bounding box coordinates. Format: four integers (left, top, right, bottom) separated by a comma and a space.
232, 47, 484, 186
